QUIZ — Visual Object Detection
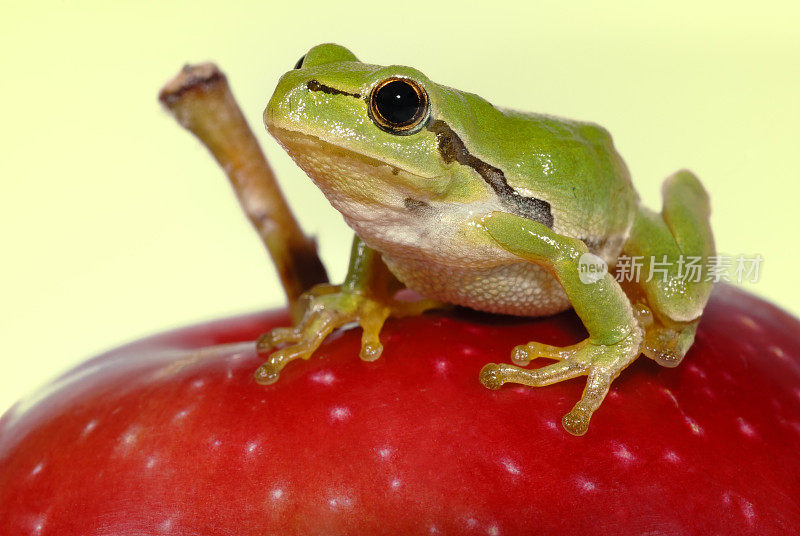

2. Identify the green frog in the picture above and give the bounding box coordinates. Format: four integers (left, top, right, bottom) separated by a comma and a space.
256, 43, 715, 435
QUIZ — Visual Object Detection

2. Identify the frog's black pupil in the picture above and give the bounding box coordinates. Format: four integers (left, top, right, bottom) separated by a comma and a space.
374, 80, 421, 126
294, 55, 305, 70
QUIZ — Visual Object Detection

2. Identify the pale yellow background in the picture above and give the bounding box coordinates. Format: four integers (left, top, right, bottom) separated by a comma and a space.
1, 1, 798, 415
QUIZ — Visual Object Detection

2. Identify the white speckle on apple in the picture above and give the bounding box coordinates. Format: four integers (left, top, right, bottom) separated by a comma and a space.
499, 457, 521, 476
663, 450, 681, 464
576, 477, 597, 492
466, 518, 479, 528
376, 446, 394, 460
722, 491, 758, 525
389, 477, 402, 490
81, 419, 98, 437
117, 425, 142, 453
544, 420, 559, 431
606, 390, 620, 400
511, 386, 529, 395
270, 487, 285, 501
661, 389, 705, 435
687, 364, 707, 379
613, 443, 636, 463
309, 370, 337, 385
31, 515, 45, 535
721, 371, 736, 384
209, 437, 222, 449
435, 359, 450, 374
172, 408, 192, 423
428, 524, 439, 534
487, 524, 501, 535
740, 498, 756, 524
685, 416, 704, 436
158, 517, 174, 533
245, 440, 260, 455
461, 346, 477, 356
191, 378, 206, 390
739, 316, 759, 330
771, 346, 787, 360
327, 493, 354, 510
329, 406, 351, 422
737, 418, 757, 438
30, 462, 44, 476
226, 368, 234, 380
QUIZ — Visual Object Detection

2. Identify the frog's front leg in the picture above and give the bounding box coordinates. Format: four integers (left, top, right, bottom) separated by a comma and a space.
255, 236, 440, 384
476, 212, 644, 436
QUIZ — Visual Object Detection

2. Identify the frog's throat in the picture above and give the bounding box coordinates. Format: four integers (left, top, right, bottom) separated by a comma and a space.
267, 126, 438, 182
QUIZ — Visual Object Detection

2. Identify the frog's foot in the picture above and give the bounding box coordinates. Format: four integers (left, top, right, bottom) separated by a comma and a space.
633, 303, 699, 368
640, 325, 697, 368
255, 285, 441, 385
479, 329, 643, 435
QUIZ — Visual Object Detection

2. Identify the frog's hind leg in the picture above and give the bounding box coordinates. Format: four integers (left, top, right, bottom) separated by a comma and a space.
623, 169, 715, 368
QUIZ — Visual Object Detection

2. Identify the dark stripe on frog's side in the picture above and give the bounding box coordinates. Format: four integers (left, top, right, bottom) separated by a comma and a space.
427, 120, 553, 228
306, 80, 361, 98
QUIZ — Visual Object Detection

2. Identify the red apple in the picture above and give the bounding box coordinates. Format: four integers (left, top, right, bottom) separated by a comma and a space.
1, 284, 799, 534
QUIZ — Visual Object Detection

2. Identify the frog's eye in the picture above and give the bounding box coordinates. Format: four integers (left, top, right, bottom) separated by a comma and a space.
293, 55, 306, 70
369, 78, 429, 134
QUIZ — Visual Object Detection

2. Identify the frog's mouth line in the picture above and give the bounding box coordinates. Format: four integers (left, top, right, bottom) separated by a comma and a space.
267, 126, 439, 181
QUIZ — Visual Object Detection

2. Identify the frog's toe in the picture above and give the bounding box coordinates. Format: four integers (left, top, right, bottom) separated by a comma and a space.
254, 362, 281, 385
256, 326, 301, 353
357, 302, 390, 362
510, 345, 534, 366
642, 321, 698, 368
562, 408, 591, 436
479, 363, 508, 390
254, 342, 316, 385
561, 370, 616, 435
510, 341, 576, 365
481, 360, 588, 391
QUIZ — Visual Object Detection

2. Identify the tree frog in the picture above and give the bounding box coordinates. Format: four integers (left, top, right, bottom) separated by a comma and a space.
256, 43, 715, 435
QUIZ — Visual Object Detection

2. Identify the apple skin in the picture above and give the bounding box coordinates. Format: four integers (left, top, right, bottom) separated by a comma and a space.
1, 285, 799, 535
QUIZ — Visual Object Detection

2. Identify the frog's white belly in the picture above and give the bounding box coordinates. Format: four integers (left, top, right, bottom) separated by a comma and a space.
383, 254, 570, 316
341, 199, 572, 317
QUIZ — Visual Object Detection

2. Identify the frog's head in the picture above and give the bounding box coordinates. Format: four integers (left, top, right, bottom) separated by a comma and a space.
265, 43, 496, 219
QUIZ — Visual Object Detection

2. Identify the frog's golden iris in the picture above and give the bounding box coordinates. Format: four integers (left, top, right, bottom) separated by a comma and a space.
368, 77, 429, 134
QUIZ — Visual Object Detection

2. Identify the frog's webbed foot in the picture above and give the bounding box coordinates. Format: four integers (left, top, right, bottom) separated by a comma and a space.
479, 329, 643, 436
633, 303, 699, 368
255, 284, 441, 385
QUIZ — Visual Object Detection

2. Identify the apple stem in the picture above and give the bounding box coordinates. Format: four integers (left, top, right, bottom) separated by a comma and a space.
159, 63, 328, 319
